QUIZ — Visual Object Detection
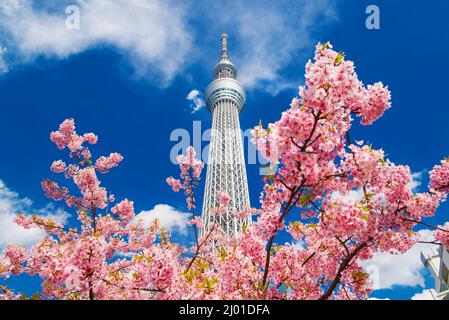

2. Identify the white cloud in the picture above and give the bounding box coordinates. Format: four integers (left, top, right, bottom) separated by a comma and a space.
411, 289, 435, 300
293, 239, 306, 251
331, 189, 364, 203
134, 204, 190, 235
361, 229, 435, 290
0, 0, 338, 95
0, 0, 191, 83
0, 179, 69, 248
407, 171, 423, 192
0, 0, 21, 17
0, 47, 8, 73
186, 89, 205, 113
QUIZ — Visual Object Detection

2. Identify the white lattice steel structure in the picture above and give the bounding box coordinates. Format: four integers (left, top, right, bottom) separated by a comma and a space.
421, 247, 449, 300
201, 33, 251, 237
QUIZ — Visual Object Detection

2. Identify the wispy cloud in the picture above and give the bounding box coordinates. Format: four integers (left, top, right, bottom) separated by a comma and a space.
186, 89, 205, 113
0, 0, 191, 83
0, 179, 69, 248
0, 47, 8, 73
0, 0, 22, 17
407, 171, 423, 192
134, 204, 190, 235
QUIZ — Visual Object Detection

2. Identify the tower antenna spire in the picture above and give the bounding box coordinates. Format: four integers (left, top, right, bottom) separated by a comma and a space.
220, 32, 229, 62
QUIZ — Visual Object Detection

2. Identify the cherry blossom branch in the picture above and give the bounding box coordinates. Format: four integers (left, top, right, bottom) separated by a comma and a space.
318, 238, 373, 300
186, 222, 217, 272
99, 278, 164, 294
261, 181, 306, 288
87, 205, 97, 301
336, 236, 350, 257
29, 220, 81, 235
418, 240, 442, 245
0, 285, 9, 295
188, 190, 200, 248
301, 251, 316, 267
401, 218, 449, 233
301, 111, 322, 152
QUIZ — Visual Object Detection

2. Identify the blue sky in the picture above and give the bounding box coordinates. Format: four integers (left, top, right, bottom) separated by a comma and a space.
0, 0, 448, 299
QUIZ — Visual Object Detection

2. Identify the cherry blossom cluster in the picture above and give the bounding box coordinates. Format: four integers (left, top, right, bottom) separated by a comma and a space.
1, 43, 449, 300
0, 120, 187, 300
167, 146, 204, 210
248, 43, 448, 299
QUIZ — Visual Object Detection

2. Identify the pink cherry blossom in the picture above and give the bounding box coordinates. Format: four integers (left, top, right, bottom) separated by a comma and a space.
359, 82, 392, 126
111, 199, 135, 222
83, 133, 98, 145
166, 177, 182, 192
168, 146, 204, 210
73, 168, 108, 209
50, 160, 67, 173
429, 159, 449, 192
95, 153, 123, 173
216, 191, 230, 207
65, 164, 79, 178
41, 179, 68, 201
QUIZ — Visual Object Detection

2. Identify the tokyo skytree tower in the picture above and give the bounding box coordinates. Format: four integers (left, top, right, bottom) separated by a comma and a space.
201, 33, 251, 237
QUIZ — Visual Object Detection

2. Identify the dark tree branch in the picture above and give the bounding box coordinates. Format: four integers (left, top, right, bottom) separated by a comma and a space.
318, 238, 372, 300
402, 218, 449, 233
